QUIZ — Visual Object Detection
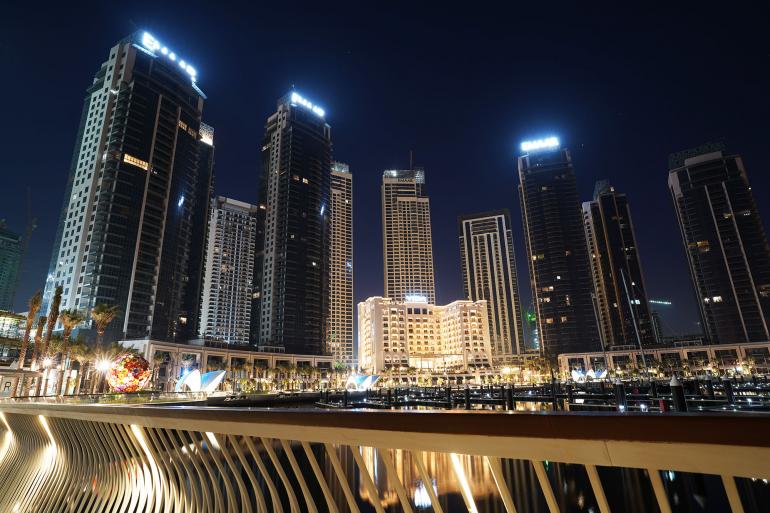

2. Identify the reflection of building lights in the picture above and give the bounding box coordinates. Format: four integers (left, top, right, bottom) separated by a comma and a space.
42, 357, 53, 368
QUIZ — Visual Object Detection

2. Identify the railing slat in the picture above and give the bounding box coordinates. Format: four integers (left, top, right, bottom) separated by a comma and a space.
350, 444, 387, 513
412, 450, 445, 513
377, 447, 414, 513
301, 441, 340, 513
647, 469, 672, 513
585, 464, 611, 513
486, 456, 519, 513
533, 460, 560, 513
323, 443, 361, 513
721, 475, 745, 513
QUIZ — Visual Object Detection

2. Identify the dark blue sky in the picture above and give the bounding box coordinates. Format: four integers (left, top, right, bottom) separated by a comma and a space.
2, 1, 769, 336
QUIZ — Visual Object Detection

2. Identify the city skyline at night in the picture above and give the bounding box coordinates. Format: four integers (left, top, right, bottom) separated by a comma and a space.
3, 4, 770, 340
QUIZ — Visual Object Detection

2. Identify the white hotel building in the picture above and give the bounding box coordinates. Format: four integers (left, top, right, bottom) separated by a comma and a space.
358, 297, 493, 374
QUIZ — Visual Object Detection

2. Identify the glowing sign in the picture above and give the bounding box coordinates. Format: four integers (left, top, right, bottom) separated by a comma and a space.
649, 299, 672, 306
290, 92, 325, 117
405, 295, 428, 303
140, 32, 198, 82
520, 136, 559, 153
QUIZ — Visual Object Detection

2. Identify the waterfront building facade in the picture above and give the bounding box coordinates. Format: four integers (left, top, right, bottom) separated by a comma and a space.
41, 32, 214, 344
583, 181, 655, 349
254, 91, 332, 354
382, 169, 436, 304
327, 162, 354, 366
458, 210, 524, 359
199, 197, 258, 345
669, 147, 770, 344
518, 141, 600, 356
358, 297, 492, 374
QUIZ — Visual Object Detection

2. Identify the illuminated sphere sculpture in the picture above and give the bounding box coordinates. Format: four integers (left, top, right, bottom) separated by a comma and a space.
106, 354, 151, 393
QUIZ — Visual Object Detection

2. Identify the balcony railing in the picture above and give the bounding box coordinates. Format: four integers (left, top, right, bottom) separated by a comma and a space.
0, 403, 768, 512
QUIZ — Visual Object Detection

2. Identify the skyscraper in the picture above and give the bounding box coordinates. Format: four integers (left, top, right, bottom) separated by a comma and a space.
254, 91, 332, 355
583, 181, 655, 349
382, 168, 436, 304
327, 162, 354, 367
0, 223, 22, 311
458, 210, 524, 359
669, 146, 770, 344
518, 138, 600, 356
199, 197, 258, 345
42, 32, 214, 344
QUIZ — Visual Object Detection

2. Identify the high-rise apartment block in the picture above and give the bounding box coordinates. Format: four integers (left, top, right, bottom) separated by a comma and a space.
583, 181, 655, 349
358, 297, 492, 374
382, 168, 436, 304
327, 162, 354, 366
254, 91, 332, 354
518, 139, 600, 355
458, 210, 524, 359
42, 32, 213, 344
669, 146, 770, 344
199, 197, 258, 345
0, 224, 22, 311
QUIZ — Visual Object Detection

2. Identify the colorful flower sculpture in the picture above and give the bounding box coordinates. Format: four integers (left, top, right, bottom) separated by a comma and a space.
106, 353, 151, 393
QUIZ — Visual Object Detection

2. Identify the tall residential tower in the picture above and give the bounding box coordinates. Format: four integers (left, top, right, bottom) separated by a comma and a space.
42, 32, 214, 344
458, 210, 524, 359
518, 138, 600, 356
327, 162, 354, 367
669, 146, 770, 344
583, 181, 655, 349
199, 197, 258, 345
254, 91, 332, 355
0, 223, 22, 311
382, 168, 436, 304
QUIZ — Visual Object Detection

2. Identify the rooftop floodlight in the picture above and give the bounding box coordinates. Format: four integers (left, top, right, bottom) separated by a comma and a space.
520, 136, 560, 153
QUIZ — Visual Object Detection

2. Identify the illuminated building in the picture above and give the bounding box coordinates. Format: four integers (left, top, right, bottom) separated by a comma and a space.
518, 138, 600, 355
199, 197, 259, 345
583, 181, 655, 349
458, 210, 524, 359
253, 91, 332, 354
357, 297, 492, 373
41, 32, 214, 344
0, 311, 24, 340
0, 225, 22, 311
669, 145, 770, 344
382, 168, 436, 304
327, 162, 354, 367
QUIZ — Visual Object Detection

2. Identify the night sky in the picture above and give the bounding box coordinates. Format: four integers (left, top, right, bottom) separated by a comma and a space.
2, 2, 769, 337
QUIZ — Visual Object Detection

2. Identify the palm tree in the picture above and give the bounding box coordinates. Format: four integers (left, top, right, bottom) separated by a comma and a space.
11, 290, 42, 397
57, 309, 85, 394
151, 351, 166, 391
91, 304, 120, 349
41, 335, 64, 396
68, 341, 93, 395
26, 315, 47, 396
41, 286, 63, 363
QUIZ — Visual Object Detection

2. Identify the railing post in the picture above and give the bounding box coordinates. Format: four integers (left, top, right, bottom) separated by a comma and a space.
723, 378, 735, 404
670, 376, 688, 412
506, 386, 515, 411
464, 385, 471, 410
614, 379, 627, 412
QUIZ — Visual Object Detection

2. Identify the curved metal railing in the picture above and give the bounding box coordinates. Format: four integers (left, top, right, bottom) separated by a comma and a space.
0, 403, 768, 512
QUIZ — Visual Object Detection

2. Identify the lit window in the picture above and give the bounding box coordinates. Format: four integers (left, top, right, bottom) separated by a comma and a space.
123, 153, 149, 170
713, 296, 723, 303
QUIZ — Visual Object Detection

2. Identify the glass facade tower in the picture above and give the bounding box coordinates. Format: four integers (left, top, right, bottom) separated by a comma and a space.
42, 32, 214, 344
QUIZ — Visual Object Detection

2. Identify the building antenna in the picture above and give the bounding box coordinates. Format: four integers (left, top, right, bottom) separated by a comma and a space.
409, 150, 414, 170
